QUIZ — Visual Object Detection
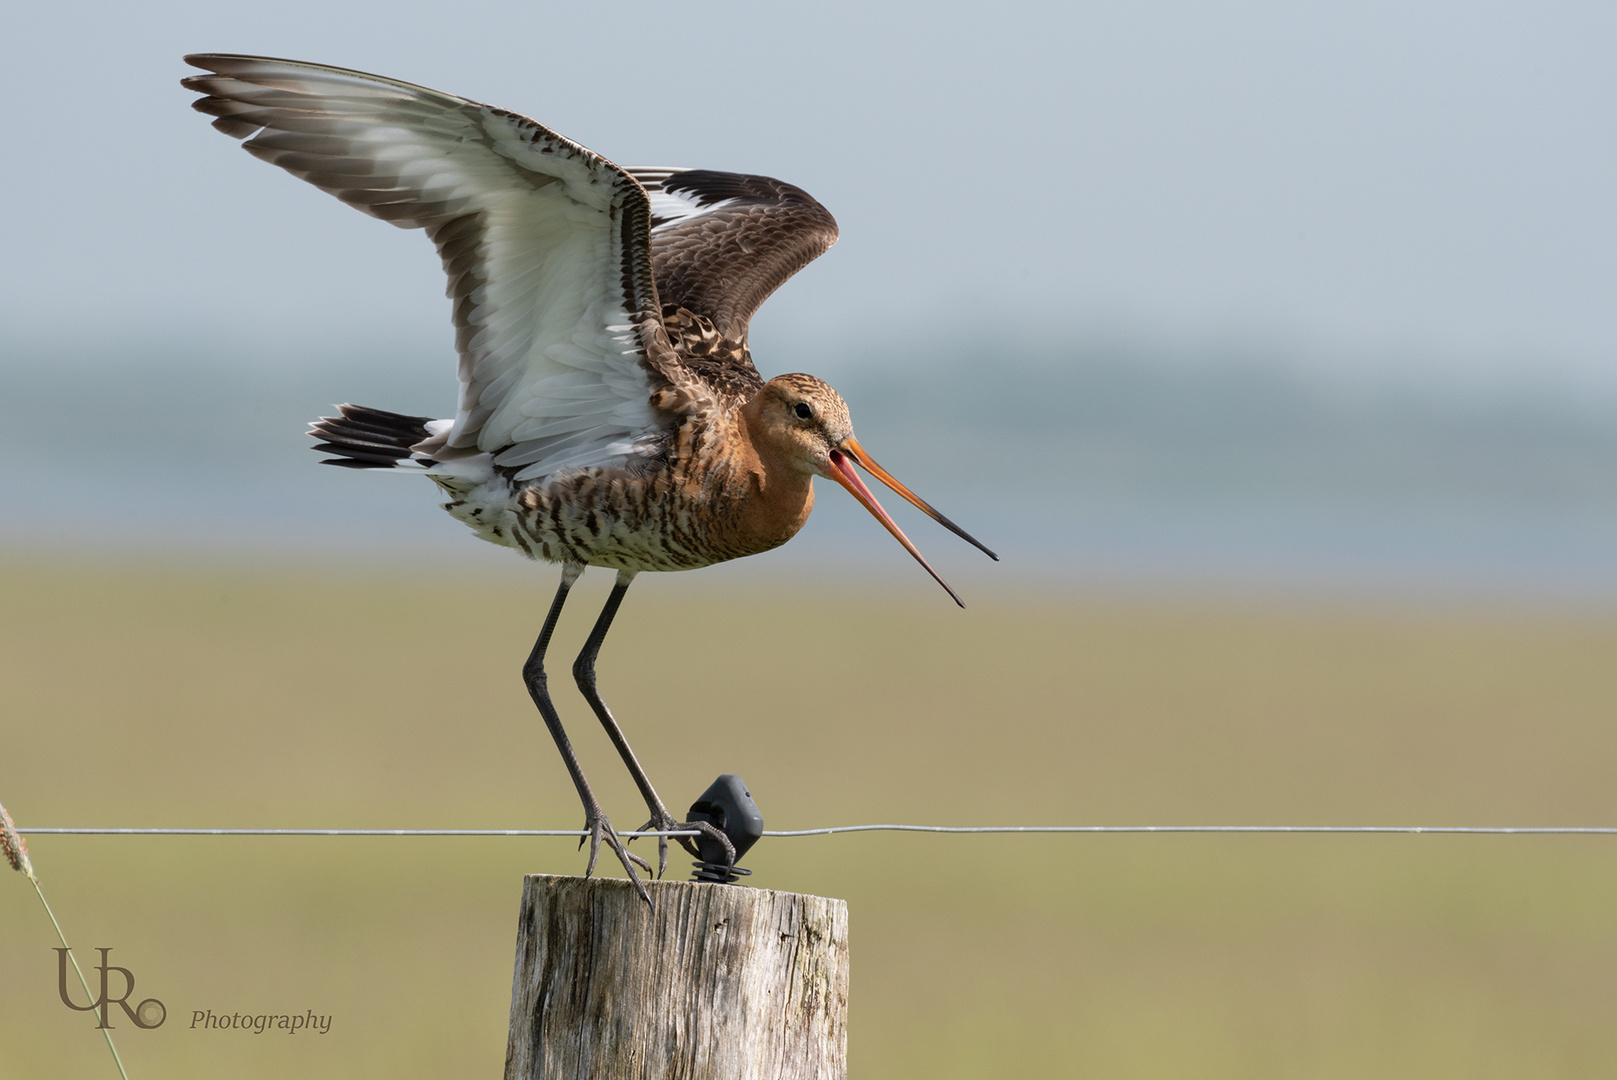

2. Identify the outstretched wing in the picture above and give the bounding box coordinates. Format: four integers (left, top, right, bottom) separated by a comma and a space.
627, 168, 839, 344
183, 54, 675, 481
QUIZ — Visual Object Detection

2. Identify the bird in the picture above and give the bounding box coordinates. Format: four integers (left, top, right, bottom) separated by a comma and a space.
181, 54, 997, 898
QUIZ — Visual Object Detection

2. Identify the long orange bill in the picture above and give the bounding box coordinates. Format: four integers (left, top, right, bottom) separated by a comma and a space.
826, 438, 996, 607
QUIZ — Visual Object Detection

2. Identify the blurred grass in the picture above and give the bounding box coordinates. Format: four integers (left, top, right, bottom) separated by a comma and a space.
3, 555, 1617, 1077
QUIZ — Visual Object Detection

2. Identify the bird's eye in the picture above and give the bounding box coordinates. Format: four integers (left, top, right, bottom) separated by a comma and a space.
794, 402, 813, 420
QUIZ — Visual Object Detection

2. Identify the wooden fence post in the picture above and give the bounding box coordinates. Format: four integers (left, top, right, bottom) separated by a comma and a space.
503, 874, 849, 1080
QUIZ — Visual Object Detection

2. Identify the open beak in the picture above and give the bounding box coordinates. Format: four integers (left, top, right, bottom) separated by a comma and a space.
825, 437, 999, 608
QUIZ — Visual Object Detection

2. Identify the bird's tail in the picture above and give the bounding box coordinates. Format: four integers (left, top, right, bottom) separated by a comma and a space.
308, 404, 442, 469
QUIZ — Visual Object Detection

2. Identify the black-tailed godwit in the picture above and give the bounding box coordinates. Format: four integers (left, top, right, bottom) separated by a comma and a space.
182, 54, 996, 895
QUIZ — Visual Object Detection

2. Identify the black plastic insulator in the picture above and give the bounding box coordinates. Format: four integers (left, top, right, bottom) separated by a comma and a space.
687, 774, 764, 885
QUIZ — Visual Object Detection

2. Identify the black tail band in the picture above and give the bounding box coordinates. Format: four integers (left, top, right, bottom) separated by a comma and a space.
308, 404, 436, 469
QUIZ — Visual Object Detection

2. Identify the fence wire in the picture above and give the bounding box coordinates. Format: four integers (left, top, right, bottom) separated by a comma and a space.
17, 824, 1617, 837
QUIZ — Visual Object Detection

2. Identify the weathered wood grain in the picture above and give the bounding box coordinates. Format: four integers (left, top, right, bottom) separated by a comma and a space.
503, 875, 849, 1080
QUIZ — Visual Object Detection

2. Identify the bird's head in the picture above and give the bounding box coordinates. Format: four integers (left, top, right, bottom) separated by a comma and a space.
746, 373, 852, 476
745, 373, 998, 606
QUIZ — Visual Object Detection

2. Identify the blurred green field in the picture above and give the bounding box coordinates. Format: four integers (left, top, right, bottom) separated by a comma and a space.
3, 555, 1617, 1078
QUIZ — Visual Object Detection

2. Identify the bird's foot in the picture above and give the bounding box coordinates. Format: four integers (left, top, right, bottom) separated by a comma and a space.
630, 808, 736, 879
579, 807, 653, 903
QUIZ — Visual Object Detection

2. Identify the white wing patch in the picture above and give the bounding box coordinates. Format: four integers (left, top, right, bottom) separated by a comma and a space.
630, 168, 739, 232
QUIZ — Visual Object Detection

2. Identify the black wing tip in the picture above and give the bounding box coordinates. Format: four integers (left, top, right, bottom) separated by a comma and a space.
182, 53, 252, 77
183, 52, 288, 69
182, 53, 344, 86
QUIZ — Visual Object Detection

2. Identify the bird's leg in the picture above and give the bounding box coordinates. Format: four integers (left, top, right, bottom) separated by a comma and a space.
573, 570, 736, 879
523, 563, 651, 901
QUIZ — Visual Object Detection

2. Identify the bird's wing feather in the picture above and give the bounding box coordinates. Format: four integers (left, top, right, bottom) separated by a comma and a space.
183, 54, 675, 481
626, 168, 839, 343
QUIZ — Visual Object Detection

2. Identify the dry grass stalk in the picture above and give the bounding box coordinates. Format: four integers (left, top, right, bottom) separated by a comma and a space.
1, 797, 131, 1080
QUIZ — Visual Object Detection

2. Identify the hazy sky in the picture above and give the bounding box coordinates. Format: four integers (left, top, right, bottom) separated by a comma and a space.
5, 1, 1616, 387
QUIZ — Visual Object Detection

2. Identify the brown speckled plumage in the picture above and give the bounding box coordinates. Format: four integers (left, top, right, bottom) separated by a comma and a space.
494, 373, 848, 572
